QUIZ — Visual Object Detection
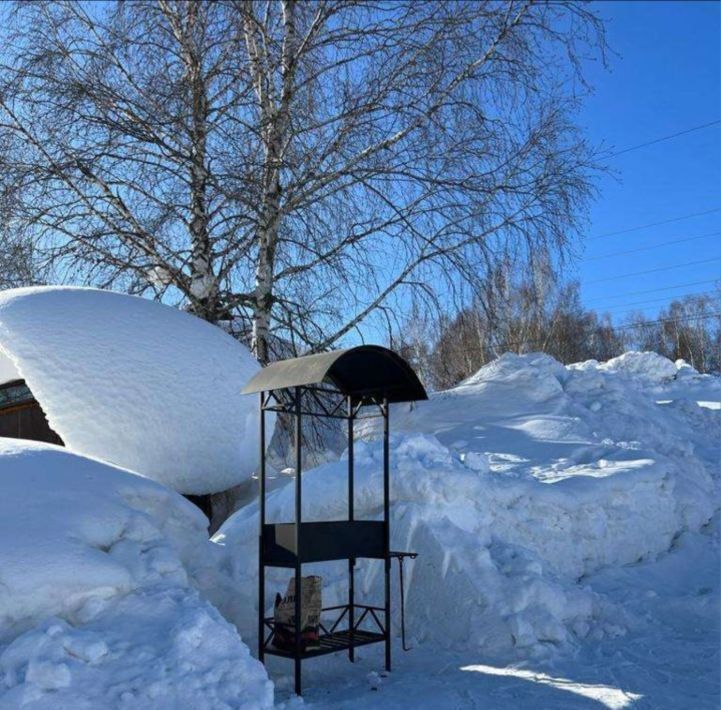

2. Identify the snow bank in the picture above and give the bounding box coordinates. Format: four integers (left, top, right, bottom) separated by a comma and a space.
416, 350, 718, 599
213, 351, 720, 659
0, 439, 272, 708
595, 350, 679, 382
214, 435, 609, 657
0, 287, 266, 494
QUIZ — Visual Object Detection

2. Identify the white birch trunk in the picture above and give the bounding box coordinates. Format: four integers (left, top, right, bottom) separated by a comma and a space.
250, 0, 296, 364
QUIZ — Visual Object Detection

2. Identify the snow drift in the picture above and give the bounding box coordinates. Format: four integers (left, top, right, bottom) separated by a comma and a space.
0, 439, 272, 709
213, 352, 720, 660
0, 287, 266, 494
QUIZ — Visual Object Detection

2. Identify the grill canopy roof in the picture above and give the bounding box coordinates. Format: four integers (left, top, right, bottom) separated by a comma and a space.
242, 345, 427, 403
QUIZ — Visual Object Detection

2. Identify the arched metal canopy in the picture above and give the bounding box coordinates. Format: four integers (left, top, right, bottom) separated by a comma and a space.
242, 345, 427, 403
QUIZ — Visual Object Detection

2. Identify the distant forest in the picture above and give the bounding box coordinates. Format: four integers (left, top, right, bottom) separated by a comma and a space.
398, 276, 721, 389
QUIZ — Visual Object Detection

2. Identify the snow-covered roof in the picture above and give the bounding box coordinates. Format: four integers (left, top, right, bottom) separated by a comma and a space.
0, 349, 20, 386
0, 286, 267, 495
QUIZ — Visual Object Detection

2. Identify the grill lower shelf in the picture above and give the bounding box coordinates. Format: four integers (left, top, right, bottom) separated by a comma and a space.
264, 629, 385, 659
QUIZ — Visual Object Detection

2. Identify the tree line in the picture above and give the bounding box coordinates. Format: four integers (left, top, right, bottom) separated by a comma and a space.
398, 272, 721, 389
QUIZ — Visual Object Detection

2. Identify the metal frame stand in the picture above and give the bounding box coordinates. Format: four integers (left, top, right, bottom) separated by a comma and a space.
257, 387, 393, 696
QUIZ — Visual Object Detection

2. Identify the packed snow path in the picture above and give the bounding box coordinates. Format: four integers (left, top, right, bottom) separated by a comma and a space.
272, 517, 720, 709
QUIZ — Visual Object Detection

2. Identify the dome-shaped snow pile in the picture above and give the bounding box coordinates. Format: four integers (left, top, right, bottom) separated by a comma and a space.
0, 439, 272, 709
0, 286, 265, 494
595, 350, 680, 383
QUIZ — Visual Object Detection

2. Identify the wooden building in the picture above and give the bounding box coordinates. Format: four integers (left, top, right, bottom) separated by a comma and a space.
0, 379, 63, 445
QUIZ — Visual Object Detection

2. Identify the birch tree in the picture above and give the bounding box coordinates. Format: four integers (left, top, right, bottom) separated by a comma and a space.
0, 236, 37, 288
0, 189, 39, 287
0, 0, 605, 363
625, 293, 721, 374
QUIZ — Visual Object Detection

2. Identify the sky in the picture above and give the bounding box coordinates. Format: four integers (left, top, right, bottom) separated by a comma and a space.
573, 0, 720, 323
358, 1, 721, 346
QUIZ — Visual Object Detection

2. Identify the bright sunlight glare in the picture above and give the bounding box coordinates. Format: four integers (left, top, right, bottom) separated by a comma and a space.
460, 664, 643, 709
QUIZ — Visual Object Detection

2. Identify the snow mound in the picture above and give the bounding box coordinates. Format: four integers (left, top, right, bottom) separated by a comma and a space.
214, 434, 611, 657
595, 350, 679, 382
214, 351, 719, 660
0, 286, 266, 494
0, 439, 272, 709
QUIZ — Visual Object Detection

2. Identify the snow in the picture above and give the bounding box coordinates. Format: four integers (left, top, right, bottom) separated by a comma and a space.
2, 344, 718, 707
213, 351, 719, 706
0, 286, 268, 494
0, 439, 272, 709
594, 350, 680, 382
297, 517, 719, 709
0, 350, 19, 386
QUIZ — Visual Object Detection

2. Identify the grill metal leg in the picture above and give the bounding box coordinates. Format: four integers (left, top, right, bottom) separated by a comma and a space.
385, 555, 391, 672
349, 557, 355, 662
258, 555, 265, 662
383, 399, 391, 673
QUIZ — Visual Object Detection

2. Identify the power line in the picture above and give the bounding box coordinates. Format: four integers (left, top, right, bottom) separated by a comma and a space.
606, 119, 721, 158
585, 278, 720, 304
488, 311, 721, 353
600, 291, 716, 313
587, 206, 721, 241
586, 257, 721, 285
610, 311, 721, 328
584, 230, 721, 261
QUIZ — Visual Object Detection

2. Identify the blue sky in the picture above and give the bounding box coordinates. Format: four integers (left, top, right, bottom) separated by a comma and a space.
574, 0, 720, 322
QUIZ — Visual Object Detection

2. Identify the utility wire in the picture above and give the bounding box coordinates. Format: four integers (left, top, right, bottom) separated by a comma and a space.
610, 311, 721, 328
584, 230, 721, 261
606, 119, 721, 158
599, 291, 716, 313
586, 257, 721, 285
585, 278, 719, 303
587, 206, 721, 241
487, 312, 721, 353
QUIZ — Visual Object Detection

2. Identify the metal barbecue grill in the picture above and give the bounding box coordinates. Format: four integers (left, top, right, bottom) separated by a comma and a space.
243, 345, 427, 696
